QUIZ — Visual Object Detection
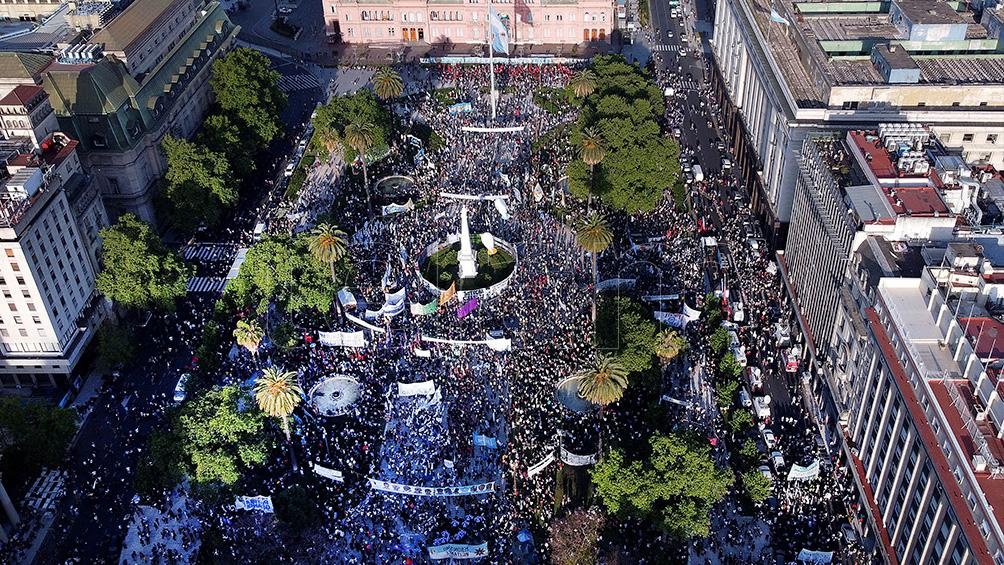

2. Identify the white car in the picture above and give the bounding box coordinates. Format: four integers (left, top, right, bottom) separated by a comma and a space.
284, 163, 296, 177
667, 31, 674, 38
758, 464, 773, 480
770, 450, 785, 471
173, 373, 191, 403
739, 389, 752, 408
762, 428, 776, 449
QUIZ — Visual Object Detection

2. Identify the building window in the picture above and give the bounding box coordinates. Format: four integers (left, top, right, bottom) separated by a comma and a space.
980, 101, 988, 107
10, 262, 18, 272
940, 133, 951, 143
964, 133, 975, 142
4, 249, 12, 257
988, 134, 998, 144
15, 277, 23, 285
841, 101, 859, 110
18, 328, 26, 337
917, 102, 925, 107
6, 303, 14, 312
31, 316, 40, 324
951, 102, 960, 107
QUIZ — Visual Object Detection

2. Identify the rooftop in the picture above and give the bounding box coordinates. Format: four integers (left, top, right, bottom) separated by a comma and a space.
735, 0, 1004, 109
0, 85, 44, 108
0, 4, 79, 53
959, 317, 1004, 361
879, 278, 960, 377
847, 130, 952, 217
90, 0, 181, 51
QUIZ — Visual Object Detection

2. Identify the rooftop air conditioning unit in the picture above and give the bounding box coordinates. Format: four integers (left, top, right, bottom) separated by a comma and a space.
974, 454, 988, 472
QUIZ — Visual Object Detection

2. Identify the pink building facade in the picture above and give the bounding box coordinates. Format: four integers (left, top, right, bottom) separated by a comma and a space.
323, 0, 615, 46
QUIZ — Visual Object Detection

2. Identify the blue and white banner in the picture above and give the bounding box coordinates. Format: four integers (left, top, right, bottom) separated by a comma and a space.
654, 311, 688, 329
473, 433, 498, 449
787, 460, 821, 481
313, 464, 345, 482
428, 542, 489, 559
447, 102, 473, 114
234, 495, 274, 513
368, 479, 496, 497
318, 330, 368, 348
796, 549, 833, 564
488, 5, 510, 55
595, 278, 637, 291
381, 199, 414, 216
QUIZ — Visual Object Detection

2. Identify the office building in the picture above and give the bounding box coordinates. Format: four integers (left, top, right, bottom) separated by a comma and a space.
323, 0, 614, 46
0, 0, 64, 23
710, 0, 1004, 245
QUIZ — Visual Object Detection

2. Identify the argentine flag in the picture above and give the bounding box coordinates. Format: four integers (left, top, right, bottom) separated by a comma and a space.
489, 5, 510, 55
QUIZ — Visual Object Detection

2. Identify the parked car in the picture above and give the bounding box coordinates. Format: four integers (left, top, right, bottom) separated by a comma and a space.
174, 373, 191, 403
739, 388, 752, 408
758, 464, 773, 480
770, 450, 786, 471
284, 162, 296, 177
762, 428, 777, 450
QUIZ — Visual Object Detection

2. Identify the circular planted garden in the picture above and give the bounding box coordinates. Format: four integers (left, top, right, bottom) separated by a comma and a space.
420, 235, 517, 291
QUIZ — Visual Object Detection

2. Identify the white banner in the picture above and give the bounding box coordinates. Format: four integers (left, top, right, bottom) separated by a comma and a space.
527, 453, 555, 477
420, 336, 513, 351
494, 198, 509, 220
397, 380, 437, 397
381, 199, 414, 216
559, 447, 598, 466
414, 347, 432, 358
683, 303, 702, 322
428, 543, 489, 559
595, 278, 637, 291
317, 331, 368, 348
337, 287, 356, 309
234, 495, 274, 512
313, 464, 344, 482
346, 312, 386, 333
796, 549, 834, 564
486, 338, 512, 351
787, 460, 821, 482
368, 479, 496, 497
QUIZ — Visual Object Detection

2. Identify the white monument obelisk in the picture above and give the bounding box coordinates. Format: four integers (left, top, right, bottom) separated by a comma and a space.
458, 205, 478, 279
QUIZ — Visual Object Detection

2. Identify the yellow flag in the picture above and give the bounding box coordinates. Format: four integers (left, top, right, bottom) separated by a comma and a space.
439, 281, 457, 306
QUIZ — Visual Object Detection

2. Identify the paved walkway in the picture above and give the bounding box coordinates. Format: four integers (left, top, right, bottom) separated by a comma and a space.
119, 486, 202, 564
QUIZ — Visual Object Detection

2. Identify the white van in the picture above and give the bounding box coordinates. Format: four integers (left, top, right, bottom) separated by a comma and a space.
253, 222, 266, 241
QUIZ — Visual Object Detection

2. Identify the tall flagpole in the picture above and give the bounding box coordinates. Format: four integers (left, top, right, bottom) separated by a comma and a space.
488, 0, 497, 121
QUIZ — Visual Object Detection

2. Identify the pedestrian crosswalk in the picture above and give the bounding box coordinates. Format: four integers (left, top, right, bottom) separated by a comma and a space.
187, 276, 227, 294
679, 77, 699, 90
652, 44, 678, 52
278, 73, 321, 93
182, 243, 236, 262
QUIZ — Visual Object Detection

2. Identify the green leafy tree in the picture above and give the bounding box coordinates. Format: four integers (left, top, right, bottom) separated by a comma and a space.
719, 353, 743, 379
226, 235, 347, 315
591, 432, 733, 539
568, 56, 679, 214
595, 296, 658, 373
703, 293, 723, 327
738, 438, 760, 469
727, 407, 753, 434
741, 469, 772, 504
569, 68, 597, 99
715, 377, 739, 410
273, 484, 324, 535
161, 135, 236, 231
372, 66, 404, 100
96, 214, 191, 311
97, 320, 137, 370
575, 352, 630, 406
233, 319, 264, 355
548, 508, 606, 565
344, 119, 377, 217
0, 398, 77, 487
209, 47, 287, 146
174, 385, 270, 486
198, 113, 255, 179
312, 90, 390, 158
654, 329, 688, 364
134, 427, 186, 498
253, 367, 303, 441
709, 327, 731, 356
578, 127, 605, 213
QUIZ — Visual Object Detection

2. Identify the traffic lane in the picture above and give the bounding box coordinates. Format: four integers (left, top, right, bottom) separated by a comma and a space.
52, 304, 208, 561
679, 93, 720, 174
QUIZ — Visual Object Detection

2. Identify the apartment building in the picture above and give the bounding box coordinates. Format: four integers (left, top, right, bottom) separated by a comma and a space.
710, 0, 1004, 246
0, 0, 63, 23
324, 0, 614, 46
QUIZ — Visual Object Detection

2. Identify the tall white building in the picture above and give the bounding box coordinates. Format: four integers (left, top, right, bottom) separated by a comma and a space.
0, 89, 106, 388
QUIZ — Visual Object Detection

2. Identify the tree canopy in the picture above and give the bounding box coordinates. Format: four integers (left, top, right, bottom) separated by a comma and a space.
0, 398, 77, 487
209, 47, 287, 146
312, 90, 391, 160
96, 214, 190, 310
591, 432, 734, 539
173, 385, 271, 487
595, 296, 658, 373
198, 113, 255, 178
741, 469, 773, 504
568, 56, 680, 213
161, 135, 237, 232
226, 235, 350, 315
548, 508, 606, 565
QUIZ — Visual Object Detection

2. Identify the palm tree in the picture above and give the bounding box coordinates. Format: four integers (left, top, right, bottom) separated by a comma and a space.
372, 66, 404, 100
308, 223, 349, 318
575, 212, 614, 322
253, 367, 303, 441
654, 329, 688, 364
344, 119, 377, 218
575, 353, 629, 406
233, 319, 264, 355
570, 69, 597, 99
578, 127, 605, 213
